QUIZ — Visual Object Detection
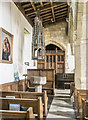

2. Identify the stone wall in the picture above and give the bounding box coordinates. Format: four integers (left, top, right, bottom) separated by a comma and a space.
44, 21, 75, 73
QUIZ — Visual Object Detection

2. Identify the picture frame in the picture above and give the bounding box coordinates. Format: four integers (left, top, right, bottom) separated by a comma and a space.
0, 28, 13, 64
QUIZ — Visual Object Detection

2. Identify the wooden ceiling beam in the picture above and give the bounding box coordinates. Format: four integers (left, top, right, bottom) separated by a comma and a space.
26, 9, 51, 16
39, 3, 67, 12
30, 12, 52, 19
55, 8, 68, 13
42, 15, 52, 19
25, 4, 67, 13
54, 4, 67, 10
14, 2, 33, 26
22, 3, 31, 8
29, 14, 36, 18
51, 7, 55, 22
26, 2, 67, 16
55, 14, 67, 18
42, 13, 52, 17
40, 9, 51, 14
40, 1, 43, 7
43, 19, 51, 22
51, 5, 55, 22
55, 11, 67, 16
43, 2, 50, 6
50, 0, 55, 22
25, 7, 33, 12
31, 2, 36, 11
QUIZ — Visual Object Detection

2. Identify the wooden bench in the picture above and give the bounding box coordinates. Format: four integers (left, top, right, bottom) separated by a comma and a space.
74, 89, 88, 117
0, 97, 43, 119
81, 98, 88, 120
78, 94, 88, 117
0, 79, 25, 91
0, 90, 47, 116
74, 88, 78, 108
27, 69, 55, 95
0, 107, 35, 119
70, 82, 75, 96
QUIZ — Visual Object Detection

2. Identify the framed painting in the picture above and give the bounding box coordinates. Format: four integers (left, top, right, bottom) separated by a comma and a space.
0, 28, 13, 63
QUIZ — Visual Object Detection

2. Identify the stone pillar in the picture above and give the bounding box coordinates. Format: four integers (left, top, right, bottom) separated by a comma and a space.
74, 2, 88, 89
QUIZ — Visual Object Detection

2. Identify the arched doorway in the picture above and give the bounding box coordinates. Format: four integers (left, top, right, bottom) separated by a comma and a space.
37, 44, 65, 73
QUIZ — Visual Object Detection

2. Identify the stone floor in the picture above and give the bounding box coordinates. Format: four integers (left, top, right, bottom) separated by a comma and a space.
47, 89, 76, 120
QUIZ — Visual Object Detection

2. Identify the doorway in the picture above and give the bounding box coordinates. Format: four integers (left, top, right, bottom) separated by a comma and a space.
37, 44, 65, 73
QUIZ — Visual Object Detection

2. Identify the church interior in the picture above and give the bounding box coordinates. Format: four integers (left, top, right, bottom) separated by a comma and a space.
0, 0, 88, 119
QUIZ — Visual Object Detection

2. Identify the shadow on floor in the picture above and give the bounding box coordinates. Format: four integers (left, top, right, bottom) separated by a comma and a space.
48, 110, 75, 117
47, 95, 54, 113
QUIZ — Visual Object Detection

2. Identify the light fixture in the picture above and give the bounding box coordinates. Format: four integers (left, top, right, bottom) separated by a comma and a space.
51, 18, 54, 23
32, 9, 45, 60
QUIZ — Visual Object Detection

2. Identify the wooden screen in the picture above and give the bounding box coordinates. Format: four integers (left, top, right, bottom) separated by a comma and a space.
37, 47, 65, 73
27, 69, 55, 94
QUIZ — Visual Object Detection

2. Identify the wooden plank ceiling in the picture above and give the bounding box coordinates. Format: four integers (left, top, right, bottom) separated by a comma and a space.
15, 2, 68, 27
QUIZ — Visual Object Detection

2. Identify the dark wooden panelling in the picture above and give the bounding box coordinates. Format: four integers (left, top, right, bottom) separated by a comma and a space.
27, 69, 55, 94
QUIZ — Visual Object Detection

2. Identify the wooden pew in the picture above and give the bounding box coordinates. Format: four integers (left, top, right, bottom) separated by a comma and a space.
70, 82, 75, 96
27, 69, 55, 95
74, 89, 88, 117
0, 79, 25, 91
78, 94, 88, 117
0, 107, 35, 119
0, 97, 43, 119
81, 98, 88, 120
0, 81, 18, 91
74, 88, 78, 108
0, 90, 47, 116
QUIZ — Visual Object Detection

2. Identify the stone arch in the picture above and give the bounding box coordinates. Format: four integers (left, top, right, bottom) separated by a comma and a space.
45, 40, 66, 51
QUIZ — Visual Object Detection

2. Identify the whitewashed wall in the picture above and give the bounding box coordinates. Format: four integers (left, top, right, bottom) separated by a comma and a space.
0, 2, 37, 84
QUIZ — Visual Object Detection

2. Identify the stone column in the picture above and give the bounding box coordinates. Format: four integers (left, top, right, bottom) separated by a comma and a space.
74, 2, 88, 89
